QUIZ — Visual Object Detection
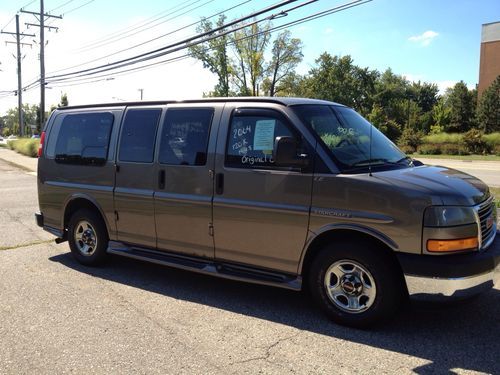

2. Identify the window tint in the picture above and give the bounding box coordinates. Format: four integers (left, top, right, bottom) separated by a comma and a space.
119, 109, 161, 163
159, 108, 213, 166
52, 112, 114, 165
225, 113, 294, 169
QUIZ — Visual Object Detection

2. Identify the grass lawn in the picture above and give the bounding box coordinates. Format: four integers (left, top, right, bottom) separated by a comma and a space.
411, 154, 500, 161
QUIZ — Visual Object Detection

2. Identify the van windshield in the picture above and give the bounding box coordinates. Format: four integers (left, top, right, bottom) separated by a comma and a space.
292, 105, 410, 172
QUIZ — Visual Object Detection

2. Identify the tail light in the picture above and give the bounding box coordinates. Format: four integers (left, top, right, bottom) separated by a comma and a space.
38, 131, 46, 157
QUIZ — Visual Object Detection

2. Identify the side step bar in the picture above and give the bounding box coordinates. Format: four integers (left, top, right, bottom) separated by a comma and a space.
107, 241, 302, 291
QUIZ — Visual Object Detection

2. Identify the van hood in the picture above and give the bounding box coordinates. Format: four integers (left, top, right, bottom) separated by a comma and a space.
374, 165, 490, 206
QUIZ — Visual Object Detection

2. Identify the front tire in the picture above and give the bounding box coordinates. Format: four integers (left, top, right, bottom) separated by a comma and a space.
308, 241, 404, 328
68, 208, 109, 266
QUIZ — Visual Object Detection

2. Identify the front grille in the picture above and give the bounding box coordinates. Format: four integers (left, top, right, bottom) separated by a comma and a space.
476, 197, 497, 249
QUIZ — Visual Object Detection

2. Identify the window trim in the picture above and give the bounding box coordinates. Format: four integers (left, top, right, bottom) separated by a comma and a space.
158, 107, 214, 167
117, 107, 162, 164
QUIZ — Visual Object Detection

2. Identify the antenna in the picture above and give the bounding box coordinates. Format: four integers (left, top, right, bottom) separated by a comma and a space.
368, 122, 373, 177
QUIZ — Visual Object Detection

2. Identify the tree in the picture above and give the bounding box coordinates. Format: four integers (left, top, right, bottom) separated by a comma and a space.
188, 15, 232, 97
445, 81, 475, 132
231, 21, 271, 96
59, 93, 69, 107
264, 30, 303, 96
430, 98, 450, 133
302, 53, 378, 115
477, 75, 500, 133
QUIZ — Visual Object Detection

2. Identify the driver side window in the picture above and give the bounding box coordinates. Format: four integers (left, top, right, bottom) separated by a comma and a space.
225, 111, 296, 169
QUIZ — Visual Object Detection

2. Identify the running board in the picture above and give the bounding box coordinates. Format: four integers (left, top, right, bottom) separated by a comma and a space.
107, 241, 302, 291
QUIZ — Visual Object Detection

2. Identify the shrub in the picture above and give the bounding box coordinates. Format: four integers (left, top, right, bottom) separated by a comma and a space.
440, 143, 468, 155
483, 132, 500, 149
9, 139, 40, 157
423, 132, 462, 144
399, 145, 416, 154
418, 143, 442, 155
397, 127, 423, 150
494, 144, 500, 156
462, 129, 491, 154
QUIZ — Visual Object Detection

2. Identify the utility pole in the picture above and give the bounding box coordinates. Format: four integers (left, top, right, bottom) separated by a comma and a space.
21, 1, 62, 130
138, 88, 144, 100
1, 15, 35, 137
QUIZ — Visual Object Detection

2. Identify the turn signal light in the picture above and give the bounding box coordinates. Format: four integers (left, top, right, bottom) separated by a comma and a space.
427, 237, 478, 252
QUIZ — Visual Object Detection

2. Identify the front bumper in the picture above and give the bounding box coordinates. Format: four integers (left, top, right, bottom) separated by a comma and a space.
397, 233, 499, 301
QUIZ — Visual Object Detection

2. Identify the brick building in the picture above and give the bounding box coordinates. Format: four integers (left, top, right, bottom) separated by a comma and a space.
478, 21, 500, 99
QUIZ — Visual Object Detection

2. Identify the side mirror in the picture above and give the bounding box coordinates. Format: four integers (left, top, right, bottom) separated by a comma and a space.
412, 159, 424, 166
273, 136, 309, 168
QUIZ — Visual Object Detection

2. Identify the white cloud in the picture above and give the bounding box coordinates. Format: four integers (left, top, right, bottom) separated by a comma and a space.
408, 30, 438, 47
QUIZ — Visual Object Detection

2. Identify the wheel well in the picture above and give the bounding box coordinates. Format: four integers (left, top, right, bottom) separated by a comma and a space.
301, 229, 405, 286
64, 198, 106, 233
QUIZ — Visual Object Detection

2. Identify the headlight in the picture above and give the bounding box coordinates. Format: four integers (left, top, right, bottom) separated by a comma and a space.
424, 206, 476, 227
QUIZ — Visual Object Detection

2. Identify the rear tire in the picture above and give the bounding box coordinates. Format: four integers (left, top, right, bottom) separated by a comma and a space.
308, 241, 404, 328
68, 208, 109, 266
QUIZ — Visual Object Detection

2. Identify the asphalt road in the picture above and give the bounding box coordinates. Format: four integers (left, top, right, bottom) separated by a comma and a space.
418, 158, 500, 187
0, 158, 499, 374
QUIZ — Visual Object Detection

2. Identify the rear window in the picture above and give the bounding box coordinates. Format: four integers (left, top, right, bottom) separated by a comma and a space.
47, 112, 114, 165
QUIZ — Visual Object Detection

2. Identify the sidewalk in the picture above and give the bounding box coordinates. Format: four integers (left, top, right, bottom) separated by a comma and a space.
0, 147, 38, 173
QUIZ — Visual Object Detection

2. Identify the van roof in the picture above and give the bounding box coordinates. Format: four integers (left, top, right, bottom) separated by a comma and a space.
57, 97, 345, 110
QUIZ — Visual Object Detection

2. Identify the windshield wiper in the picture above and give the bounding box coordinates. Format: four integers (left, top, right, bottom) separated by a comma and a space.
350, 158, 389, 167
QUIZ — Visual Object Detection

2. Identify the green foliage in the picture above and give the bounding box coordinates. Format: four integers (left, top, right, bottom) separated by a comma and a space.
483, 132, 500, 149
8, 138, 40, 157
477, 75, 500, 133
397, 127, 423, 151
423, 132, 462, 144
445, 81, 476, 132
462, 129, 491, 154
440, 143, 468, 155
264, 30, 303, 97
302, 53, 378, 116
188, 15, 233, 96
418, 143, 442, 155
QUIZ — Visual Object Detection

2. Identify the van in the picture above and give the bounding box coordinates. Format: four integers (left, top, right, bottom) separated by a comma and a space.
36, 98, 499, 327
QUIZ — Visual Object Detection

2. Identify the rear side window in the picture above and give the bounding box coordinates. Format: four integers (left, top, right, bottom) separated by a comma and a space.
49, 112, 114, 165
119, 109, 161, 163
225, 112, 294, 169
158, 108, 213, 166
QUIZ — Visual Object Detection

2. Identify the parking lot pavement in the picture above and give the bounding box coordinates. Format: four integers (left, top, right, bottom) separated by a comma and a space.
0, 154, 499, 374
0, 158, 52, 249
0, 242, 499, 374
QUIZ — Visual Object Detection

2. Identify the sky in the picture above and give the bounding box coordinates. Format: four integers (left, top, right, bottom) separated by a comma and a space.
0, 0, 498, 116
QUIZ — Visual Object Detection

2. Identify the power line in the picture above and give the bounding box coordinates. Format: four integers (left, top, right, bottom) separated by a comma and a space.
46, 0, 303, 81
75, 0, 214, 54
46, 0, 252, 76
73, 0, 205, 52
47, 0, 371, 87
63, 0, 97, 16
48, 0, 79, 13
3, 0, 373, 98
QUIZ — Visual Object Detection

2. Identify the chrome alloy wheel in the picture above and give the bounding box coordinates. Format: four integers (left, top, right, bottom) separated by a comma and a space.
74, 220, 98, 256
324, 260, 377, 313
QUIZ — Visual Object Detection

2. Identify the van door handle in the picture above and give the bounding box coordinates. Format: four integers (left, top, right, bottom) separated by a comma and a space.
158, 170, 165, 190
215, 173, 224, 195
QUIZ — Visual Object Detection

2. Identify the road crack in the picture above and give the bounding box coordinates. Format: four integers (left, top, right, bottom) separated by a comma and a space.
0, 239, 53, 251
230, 333, 300, 367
